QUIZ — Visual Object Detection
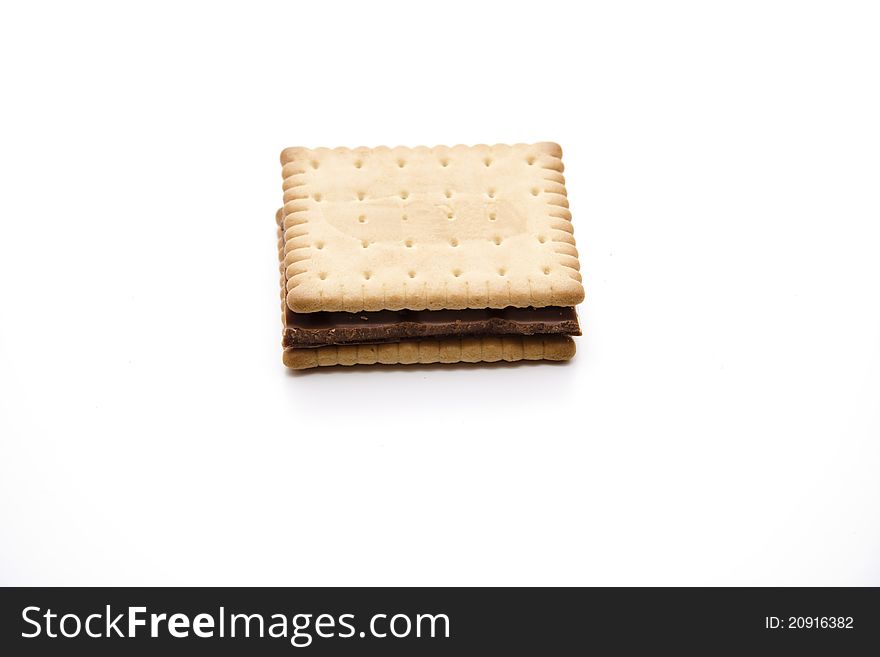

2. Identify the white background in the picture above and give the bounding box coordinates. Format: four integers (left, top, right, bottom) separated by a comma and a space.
1, 1, 878, 586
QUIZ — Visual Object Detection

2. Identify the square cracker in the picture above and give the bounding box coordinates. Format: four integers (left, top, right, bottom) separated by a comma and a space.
279, 143, 583, 313
282, 336, 576, 370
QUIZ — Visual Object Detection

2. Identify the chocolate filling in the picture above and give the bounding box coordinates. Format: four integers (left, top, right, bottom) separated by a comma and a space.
284, 306, 580, 348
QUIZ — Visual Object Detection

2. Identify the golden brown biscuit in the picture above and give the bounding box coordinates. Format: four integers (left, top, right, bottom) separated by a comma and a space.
276, 143, 584, 369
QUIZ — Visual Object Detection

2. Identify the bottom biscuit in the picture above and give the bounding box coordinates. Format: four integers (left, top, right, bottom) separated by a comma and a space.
283, 335, 576, 370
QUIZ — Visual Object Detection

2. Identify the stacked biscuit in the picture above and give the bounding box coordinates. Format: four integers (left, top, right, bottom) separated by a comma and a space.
276, 143, 584, 369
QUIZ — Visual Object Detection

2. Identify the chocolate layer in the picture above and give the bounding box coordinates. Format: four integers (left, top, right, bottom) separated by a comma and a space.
284, 306, 580, 348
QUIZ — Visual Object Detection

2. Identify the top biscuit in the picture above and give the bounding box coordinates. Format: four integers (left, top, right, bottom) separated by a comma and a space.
279, 143, 583, 313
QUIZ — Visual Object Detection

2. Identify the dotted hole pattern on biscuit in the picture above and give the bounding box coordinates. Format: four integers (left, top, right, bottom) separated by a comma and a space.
279, 143, 583, 313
